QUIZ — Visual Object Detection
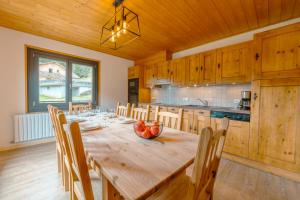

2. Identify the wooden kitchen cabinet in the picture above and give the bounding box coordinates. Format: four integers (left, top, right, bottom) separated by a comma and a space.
250, 78, 300, 172
216, 42, 251, 84
187, 50, 216, 86
181, 109, 194, 133
128, 66, 140, 79
192, 109, 211, 134
156, 61, 170, 83
187, 54, 201, 85
144, 64, 157, 87
128, 66, 151, 103
149, 107, 156, 121
211, 118, 250, 158
253, 23, 300, 79
201, 50, 217, 84
170, 58, 189, 86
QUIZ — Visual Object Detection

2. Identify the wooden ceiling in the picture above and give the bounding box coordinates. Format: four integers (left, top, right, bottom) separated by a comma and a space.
0, 0, 299, 60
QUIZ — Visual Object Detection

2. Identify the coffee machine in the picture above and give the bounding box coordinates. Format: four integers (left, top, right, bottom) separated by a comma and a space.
239, 91, 251, 110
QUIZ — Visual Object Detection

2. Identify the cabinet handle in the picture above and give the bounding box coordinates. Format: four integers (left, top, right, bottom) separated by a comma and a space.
167, 69, 170, 73
218, 63, 220, 69
255, 53, 260, 61
253, 92, 258, 100
196, 67, 199, 72
201, 66, 203, 71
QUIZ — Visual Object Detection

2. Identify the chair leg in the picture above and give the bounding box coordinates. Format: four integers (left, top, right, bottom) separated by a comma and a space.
70, 174, 74, 200
57, 148, 62, 173
64, 162, 70, 191
61, 156, 66, 187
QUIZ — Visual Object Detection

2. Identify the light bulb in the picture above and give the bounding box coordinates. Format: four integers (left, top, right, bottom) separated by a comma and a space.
122, 21, 127, 33
116, 26, 120, 37
111, 36, 115, 42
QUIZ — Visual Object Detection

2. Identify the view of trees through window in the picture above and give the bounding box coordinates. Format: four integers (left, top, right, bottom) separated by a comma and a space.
72, 64, 93, 102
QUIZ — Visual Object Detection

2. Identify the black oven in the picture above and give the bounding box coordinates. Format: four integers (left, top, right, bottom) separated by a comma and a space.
128, 78, 139, 105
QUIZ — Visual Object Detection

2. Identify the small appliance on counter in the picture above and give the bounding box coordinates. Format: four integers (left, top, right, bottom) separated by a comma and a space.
239, 91, 251, 110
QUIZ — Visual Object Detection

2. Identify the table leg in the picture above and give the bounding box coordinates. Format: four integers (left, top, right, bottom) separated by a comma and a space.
102, 174, 123, 200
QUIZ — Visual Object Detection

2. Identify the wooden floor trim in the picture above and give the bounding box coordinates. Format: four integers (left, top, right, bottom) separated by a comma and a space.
0, 137, 55, 152
222, 152, 300, 183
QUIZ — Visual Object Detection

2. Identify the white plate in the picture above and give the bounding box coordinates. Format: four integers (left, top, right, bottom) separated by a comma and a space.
119, 119, 136, 124
70, 118, 87, 123
80, 122, 102, 131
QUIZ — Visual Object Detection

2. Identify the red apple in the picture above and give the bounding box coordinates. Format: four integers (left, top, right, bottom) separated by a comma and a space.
142, 127, 152, 139
135, 120, 146, 132
150, 125, 160, 136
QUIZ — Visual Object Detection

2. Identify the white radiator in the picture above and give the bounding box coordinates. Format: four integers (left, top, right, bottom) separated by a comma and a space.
14, 113, 54, 143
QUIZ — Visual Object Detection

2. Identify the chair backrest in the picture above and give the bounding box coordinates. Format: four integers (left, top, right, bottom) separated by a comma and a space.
69, 102, 92, 114
64, 121, 94, 200
115, 102, 130, 117
56, 112, 73, 172
191, 118, 229, 200
130, 104, 150, 121
48, 105, 63, 149
154, 106, 183, 130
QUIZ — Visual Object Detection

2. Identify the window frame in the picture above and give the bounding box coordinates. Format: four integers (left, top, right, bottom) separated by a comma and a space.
27, 47, 99, 112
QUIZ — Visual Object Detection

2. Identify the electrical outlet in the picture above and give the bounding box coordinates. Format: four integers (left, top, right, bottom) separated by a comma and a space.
233, 99, 240, 104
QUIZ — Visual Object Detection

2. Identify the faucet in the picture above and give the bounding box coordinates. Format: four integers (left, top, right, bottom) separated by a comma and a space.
195, 98, 209, 106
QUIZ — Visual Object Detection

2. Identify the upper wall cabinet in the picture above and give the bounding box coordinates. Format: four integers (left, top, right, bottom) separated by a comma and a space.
128, 65, 140, 79
187, 50, 216, 86
201, 50, 217, 84
216, 42, 252, 84
188, 54, 201, 86
144, 63, 157, 87
170, 58, 189, 86
253, 23, 300, 79
156, 61, 170, 84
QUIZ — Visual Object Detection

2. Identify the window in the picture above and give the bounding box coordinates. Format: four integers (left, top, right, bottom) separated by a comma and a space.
27, 48, 99, 112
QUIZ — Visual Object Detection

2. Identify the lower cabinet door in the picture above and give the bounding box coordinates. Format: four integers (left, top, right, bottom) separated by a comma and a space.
211, 118, 250, 158
181, 109, 194, 133
193, 110, 211, 134
250, 79, 300, 172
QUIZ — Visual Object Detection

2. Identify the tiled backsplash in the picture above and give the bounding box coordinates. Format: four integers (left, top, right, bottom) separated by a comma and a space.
151, 84, 251, 108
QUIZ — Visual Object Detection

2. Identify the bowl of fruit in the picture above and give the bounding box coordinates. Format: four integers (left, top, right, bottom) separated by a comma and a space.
133, 120, 163, 139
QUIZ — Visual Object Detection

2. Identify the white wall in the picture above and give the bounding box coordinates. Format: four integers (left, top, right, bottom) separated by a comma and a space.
0, 27, 133, 148
173, 18, 300, 58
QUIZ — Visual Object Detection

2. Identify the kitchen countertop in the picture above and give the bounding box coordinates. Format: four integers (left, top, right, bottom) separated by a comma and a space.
139, 103, 251, 115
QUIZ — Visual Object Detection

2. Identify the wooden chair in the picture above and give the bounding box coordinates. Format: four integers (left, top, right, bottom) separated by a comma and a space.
115, 102, 130, 118
130, 104, 150, 121
154, 106, 183, 130
56, 112, 75, 198
64, 121, 102, 200
48, 105, 69, 191
148, 118, 229, 200
69, 102, 92, 114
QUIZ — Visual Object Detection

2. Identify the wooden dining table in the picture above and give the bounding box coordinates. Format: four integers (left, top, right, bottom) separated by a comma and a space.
82, 121, 199, 200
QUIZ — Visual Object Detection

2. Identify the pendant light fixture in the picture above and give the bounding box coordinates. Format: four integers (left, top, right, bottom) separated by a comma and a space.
100, 0, 141, 50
